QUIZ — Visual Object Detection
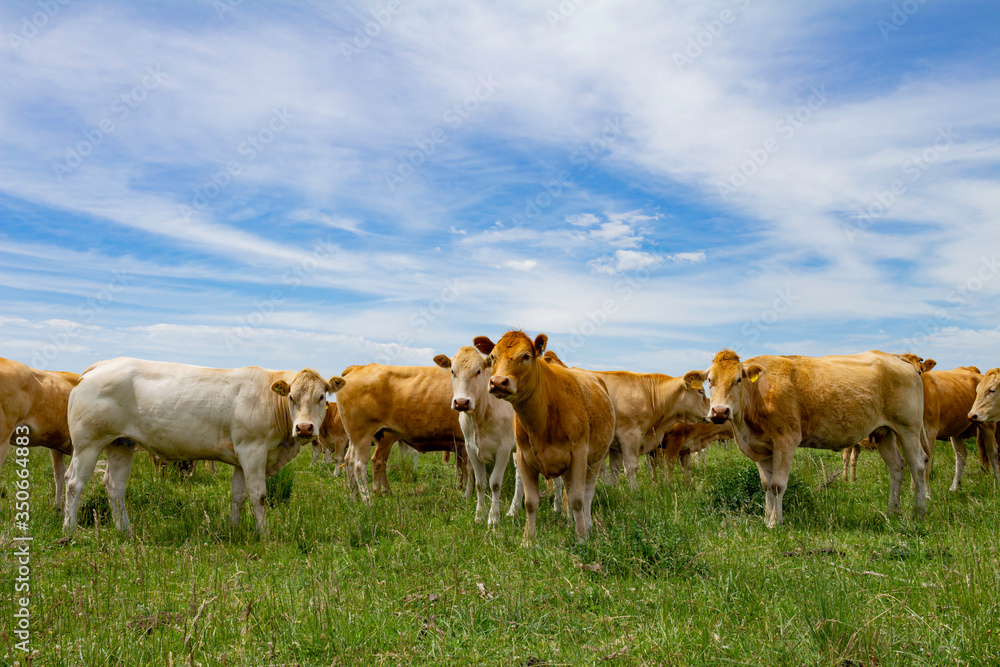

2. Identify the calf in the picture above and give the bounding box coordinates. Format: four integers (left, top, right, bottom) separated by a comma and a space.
435, 346, 517, 526
63, 357, 342, 536
654, 421, 733, 483
685, 350, 927, 526
1, 357, 79, 511
475, 331, 614, 543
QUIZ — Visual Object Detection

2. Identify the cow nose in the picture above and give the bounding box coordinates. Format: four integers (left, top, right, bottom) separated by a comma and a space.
295, 423, 314, 437
453, 397, 471, 412
489, 376, 510, 393
968, 413, 981, 423
709, 405, 731, 423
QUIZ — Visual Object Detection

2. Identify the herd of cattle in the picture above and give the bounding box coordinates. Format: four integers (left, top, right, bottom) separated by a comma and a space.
2, 330, 999, 545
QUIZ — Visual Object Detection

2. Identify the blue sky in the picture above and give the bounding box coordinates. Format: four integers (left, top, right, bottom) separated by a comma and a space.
1, 0, 998, 379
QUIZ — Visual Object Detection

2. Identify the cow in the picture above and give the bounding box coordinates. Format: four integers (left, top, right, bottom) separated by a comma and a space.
474, 331, 615, 544
1, 357, 80, 511
841, 434, 882, 482
312, 402, 349, 469
62, 357, 343, 537
684, 350, 927, 527
897, 356, 997, 491
540, 351, 708, 486
969, 368, 1000, 423
434, 346, 517, 526
335, 363, 465, 501
843, 357, 999, 489
969, 367, 1000, 481
653, 421, 734, 483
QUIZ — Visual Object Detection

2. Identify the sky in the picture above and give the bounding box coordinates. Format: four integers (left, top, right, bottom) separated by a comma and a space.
1, 0, 998, 380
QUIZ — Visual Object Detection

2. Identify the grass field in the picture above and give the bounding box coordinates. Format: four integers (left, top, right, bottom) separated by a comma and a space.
2, 440, 999, 666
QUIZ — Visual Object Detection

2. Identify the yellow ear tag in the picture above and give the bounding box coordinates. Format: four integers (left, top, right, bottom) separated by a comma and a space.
748, 372, 760, 383
689, 379, 703, 389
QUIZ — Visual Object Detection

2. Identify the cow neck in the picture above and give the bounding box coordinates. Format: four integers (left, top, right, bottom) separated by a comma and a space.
736, 376, 769, 436
508, 361, 548, 431
264, 369, 296, 446
650, 375, 685, 422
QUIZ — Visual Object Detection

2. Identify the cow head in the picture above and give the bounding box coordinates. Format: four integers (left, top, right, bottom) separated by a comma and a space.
473, 330, 546, 402
897, 353, 936, 374
271, 370, 346, 441
968, 368, 1000, 423
434, 346, 490, 413
683, 350, 764, 424
672, 375, 712, 424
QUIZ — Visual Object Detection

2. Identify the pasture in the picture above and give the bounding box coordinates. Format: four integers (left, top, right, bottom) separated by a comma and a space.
2, 441, 999, 666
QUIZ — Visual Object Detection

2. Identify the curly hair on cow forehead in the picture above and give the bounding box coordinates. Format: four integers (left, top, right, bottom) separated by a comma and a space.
495, 329, 535, 352
712, 349, 742, 366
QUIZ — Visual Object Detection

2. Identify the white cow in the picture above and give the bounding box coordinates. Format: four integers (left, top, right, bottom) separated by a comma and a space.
435, 346, 517, 526
63, 358, 344, 537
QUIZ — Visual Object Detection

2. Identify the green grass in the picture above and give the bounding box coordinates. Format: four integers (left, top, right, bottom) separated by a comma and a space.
2, 441, 999, 666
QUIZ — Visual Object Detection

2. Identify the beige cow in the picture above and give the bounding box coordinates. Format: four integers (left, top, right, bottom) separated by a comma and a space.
63, 357, 342, 536
684, 350, 927, 526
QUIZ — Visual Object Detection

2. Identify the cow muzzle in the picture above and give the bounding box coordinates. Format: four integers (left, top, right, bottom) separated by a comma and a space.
488, 375, 513, 398
452, 397, 473, 412
709, 405, 731, 424
968, 412, 982, 423
294, 422, 315, 438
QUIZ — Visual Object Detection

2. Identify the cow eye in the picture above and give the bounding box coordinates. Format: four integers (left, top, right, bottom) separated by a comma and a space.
736, 377, 742, 384
475, 370, 481, 376
319, 395, 326, 403
522, 353, 531, 362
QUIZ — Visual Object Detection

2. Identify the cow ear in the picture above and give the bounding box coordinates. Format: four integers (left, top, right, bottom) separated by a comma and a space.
271, 379, 291, 397
922, 359, 937, 372
683, 370, 707, 389
433, 354, 452, 369
327, 376, 346, 393
744, 364, 765, 383
533, 333, 548, 356
473, 336, 495, 355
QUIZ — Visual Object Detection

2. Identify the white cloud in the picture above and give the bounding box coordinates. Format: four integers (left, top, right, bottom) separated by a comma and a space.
500, 259, 538, 272
667, 251, 706, 264
588, 249, 662, 275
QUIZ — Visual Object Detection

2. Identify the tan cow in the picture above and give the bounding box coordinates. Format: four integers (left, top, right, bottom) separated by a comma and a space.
1, 358, 79, 511
653, 422, 734, 483
899, 356, 997, 491
474, 331, 615, 543
335, 363, 465, 501
684, 350, 927, 526
63, 357, 343, 536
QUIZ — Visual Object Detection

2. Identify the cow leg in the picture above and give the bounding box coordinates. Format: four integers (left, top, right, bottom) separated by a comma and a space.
754, 457, 775, 525
920, 427, 934, 501
874, 432, 905, 517
696, 448, 707, 466
230, 466, 248, 527
102, 441, 136, 535
949, 436, 968, 492
619, 428, 643, 489
311, 442, 322, 466
50, 449, 67, 512
978, 422, 1000, 485
680, 451, 692, 485
762, 449, 793, 527
851, 445, 860, 482
507, 451, 523, 517
487, 448, 512, 528
456, 446, 474, 499
566, 452, 589, 541
603, 447, 623, 485
62, 440, 106, 534
517, 451, 540, 547
239, 455, 269, 538
582, 463, 599, 536
467, 445, 490, 524
345, 426, 379, 501
896, 426, 928, 519
552, 475, 566, 515
333, 442, 347, 477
